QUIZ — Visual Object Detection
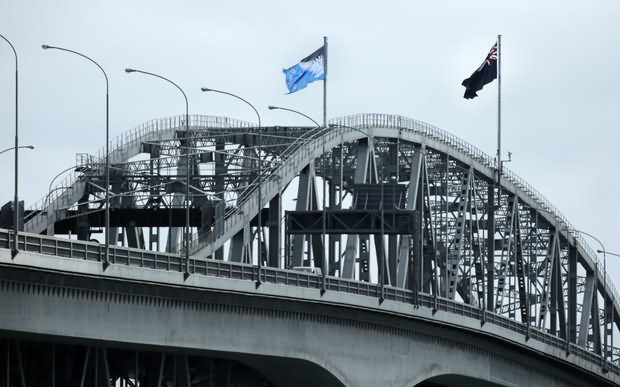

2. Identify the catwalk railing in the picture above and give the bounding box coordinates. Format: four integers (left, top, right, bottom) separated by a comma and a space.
0, 227, 616, 378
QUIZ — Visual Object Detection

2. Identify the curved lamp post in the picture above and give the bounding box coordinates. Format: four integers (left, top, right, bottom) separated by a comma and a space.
202, 87, 263, 284
572, 229, 607, 292
0, 33, 20, 257
127, 68, 191, 277
42, 44, 111, 268
268, 105, 320, 127
0, 145, 33, 155
598, 250, 620, 259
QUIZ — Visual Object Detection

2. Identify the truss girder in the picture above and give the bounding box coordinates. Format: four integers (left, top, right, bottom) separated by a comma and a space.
23, 113, 620, 356
579, 270, 596, 347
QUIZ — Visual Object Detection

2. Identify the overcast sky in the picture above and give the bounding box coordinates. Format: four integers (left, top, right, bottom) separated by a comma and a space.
1, 0, 619, 278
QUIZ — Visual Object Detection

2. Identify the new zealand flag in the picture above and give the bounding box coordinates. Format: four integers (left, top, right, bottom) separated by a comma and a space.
282, 45, 325, 94
462, 43, 497, 99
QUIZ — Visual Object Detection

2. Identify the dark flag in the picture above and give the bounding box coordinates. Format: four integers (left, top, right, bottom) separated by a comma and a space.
462, 43, 498, 99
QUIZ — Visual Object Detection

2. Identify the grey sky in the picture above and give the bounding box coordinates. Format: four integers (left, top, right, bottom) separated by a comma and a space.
1, 1, 619, 276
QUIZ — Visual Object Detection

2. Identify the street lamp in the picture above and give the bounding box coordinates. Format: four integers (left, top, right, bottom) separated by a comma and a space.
598, 250, 620, 259
0, 145, 34, 155
0, 33, 19, 257
203, 87, 263, 284
268, 105, 320, 127
571, 229, 607, 292
42, 44, 111, 268
126, 68, 191, 278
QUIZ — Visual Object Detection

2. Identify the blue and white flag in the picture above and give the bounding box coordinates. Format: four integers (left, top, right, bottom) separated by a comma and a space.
282, 45, 325, 94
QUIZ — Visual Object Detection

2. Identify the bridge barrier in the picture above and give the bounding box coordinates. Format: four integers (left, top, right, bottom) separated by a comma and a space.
1, 227, 619, 377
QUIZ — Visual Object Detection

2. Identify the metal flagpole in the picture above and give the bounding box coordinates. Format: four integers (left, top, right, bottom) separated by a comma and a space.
321, 35, 328, 293
497, 34, 502, 195
491, 35, 502, 315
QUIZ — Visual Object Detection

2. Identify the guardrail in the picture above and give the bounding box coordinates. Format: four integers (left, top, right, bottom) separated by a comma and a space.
0, 228, 618, 378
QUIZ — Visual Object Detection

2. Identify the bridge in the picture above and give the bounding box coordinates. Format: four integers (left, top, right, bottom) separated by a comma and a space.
1, 113, 619, 386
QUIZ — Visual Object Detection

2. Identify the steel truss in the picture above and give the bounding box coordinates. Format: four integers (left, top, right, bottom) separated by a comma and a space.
21, 113, 620, 364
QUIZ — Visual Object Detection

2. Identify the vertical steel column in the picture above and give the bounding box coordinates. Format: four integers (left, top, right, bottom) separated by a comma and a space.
328, 175, 337, 275
578, 270, 596, 346
157, 353, 166, 387
76, 193, 90, 241
290, 165, 314, 267
310, 184, 324, 271
487, 180, 496, 311
591, 287, 602, 355
568, 245, 578, 343
79, 347, 91, 387
135, 351, 139, 387
5, 340, 9, 387
554, 243, 567, 339
268, 195, 280, 267
388, 235, 397, 286
174, 355, 190, 387
550, 248, 559, 334
15, 343, 25, 387
342, 139, 371, 278
215, 138, 225, 260
396, 144, 423, 288
51, 344, 55, 387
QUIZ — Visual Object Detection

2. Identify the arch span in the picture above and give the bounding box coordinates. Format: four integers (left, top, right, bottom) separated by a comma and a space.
22, 113, 620, 367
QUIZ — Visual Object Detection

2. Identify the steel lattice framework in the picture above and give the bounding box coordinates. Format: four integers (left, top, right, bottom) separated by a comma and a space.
23, 113, 620, 364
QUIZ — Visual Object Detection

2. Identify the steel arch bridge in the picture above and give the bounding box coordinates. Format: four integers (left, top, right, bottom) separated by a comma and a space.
19, 113, 620, 374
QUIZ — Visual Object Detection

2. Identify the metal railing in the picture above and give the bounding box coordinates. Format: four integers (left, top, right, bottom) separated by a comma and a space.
1, 227, 618, 377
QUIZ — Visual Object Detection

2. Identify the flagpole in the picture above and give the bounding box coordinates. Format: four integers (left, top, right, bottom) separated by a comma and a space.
497, 34, 502, 193
323, 36, 327, 127
321, 35, 328, 293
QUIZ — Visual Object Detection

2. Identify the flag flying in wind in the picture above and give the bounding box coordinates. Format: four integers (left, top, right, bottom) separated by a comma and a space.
462, 43, 498, 99
282, 45, 325, 94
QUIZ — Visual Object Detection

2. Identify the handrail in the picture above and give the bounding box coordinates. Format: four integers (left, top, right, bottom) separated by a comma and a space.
0, 227, 618, 378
